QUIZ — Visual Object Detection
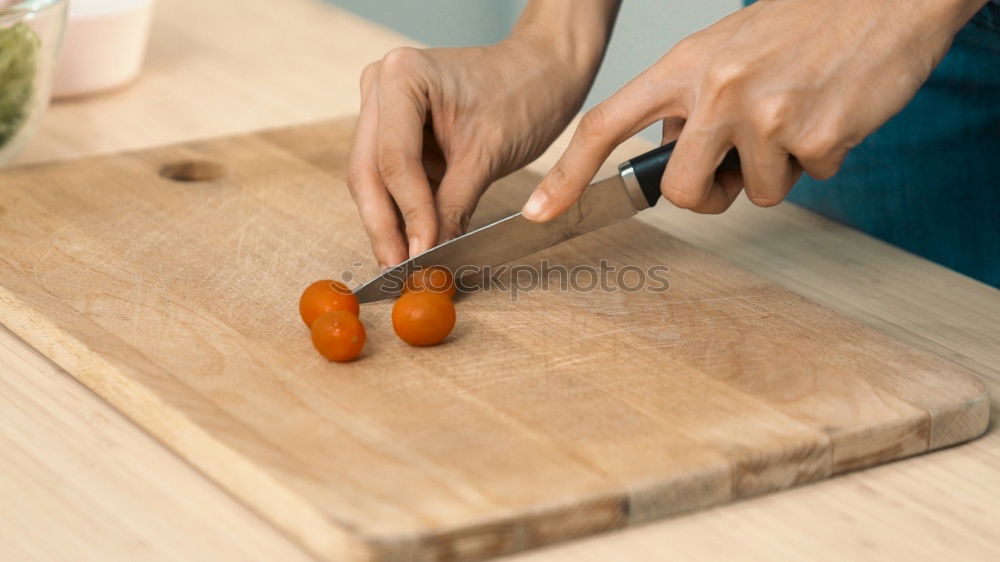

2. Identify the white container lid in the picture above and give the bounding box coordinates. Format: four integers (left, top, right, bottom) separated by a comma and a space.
52, 0, 155, 97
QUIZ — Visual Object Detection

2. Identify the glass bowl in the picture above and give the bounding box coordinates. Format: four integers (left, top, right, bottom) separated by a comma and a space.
0, 0, 67, 166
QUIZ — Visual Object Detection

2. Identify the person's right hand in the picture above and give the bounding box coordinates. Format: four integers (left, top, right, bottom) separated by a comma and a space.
347, 30, 602, 268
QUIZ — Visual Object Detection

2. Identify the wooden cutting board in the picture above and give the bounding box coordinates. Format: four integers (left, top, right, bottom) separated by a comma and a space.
0, 119, 988, 561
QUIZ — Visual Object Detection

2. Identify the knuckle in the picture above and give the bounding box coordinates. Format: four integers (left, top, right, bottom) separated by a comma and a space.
792, 127, 848, 179
381, 46, 424, 71
438, 204, 471, 232
661, 186, 702, 210
360, 62, 380, 89
578, 106, 611, 142
807, 156, 845, 180
803, 160, 840, 181
399, 205, 431, 230
669, 33, 710, 68
703, 61, 748, 97
377, 149, 411, 181
753, 93, 794, 139
670, 36, 698, 58
793, 128, 842, 163
479, 124, 508, 150
743, 168, 789, 208
546, 165, 571, 191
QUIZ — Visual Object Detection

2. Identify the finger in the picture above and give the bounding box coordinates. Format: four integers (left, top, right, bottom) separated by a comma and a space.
659, 112, 732, 211
687, 169, 745, 214
347, 73, 408, 268
375, 61, 438, 258
792, 135, 847, 182
661, 116, 743, 214
661, 117, 686, 144
739, 138, 802, 207
434, 157, 491, 243
523, 73, 680, 222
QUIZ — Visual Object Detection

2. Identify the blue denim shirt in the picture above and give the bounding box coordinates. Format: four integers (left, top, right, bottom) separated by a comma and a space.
743, 2, 1000, 288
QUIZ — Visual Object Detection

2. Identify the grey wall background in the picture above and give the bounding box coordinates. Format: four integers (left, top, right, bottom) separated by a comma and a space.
331, 0, 739, 142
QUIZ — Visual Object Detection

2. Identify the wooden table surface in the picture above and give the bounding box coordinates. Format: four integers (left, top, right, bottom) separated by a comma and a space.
2, 0, 997, 560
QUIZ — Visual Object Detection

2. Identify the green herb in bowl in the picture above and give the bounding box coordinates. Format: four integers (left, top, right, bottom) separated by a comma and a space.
0, 22, 39, 150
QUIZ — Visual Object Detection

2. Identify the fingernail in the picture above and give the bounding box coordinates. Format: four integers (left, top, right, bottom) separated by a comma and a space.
408, 236, 423, 257
522, 190, 548, 220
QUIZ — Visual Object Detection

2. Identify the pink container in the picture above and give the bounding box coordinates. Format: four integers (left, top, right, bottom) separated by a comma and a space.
52, 0, 153, 98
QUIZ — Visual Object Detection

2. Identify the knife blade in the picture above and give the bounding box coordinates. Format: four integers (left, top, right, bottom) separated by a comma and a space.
353, 142, 741, 302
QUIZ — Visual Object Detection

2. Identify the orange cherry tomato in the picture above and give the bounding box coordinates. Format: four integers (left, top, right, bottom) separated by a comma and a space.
299, 279, 359, 327
392, 291, 456, 346
311, 310, 366, 362
403, 266, 456, 298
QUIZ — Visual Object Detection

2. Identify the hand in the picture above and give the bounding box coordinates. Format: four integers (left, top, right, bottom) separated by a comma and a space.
522, 0, 987, 220
347, 7, 615, 268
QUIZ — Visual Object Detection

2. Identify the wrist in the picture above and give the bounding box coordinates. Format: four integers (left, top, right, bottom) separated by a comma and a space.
510, 21, 603, 79
509, 1, 619, 81
913, 0, 988, 35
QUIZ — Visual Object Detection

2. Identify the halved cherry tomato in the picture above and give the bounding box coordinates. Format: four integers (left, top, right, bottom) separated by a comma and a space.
299, 279, 359, 327
403, 266, 456, 298
392, 291, 455, 346
311, 310, 366, 362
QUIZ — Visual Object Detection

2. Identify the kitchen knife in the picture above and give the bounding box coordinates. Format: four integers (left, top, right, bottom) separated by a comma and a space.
354, 142, 741, 302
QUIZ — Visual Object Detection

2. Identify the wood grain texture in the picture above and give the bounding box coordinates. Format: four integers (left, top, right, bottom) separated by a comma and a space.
0, 119, 988, 561
4, 1, 1000, 560
0, 322, 313, 562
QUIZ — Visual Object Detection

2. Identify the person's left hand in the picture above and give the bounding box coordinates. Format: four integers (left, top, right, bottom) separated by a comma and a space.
521, 0, 987, 219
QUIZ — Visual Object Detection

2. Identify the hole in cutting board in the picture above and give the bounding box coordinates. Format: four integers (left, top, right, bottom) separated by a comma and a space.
159, 160, 226, 182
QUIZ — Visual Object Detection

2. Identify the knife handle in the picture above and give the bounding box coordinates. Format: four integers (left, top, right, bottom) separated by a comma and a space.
619, 142, 742, 209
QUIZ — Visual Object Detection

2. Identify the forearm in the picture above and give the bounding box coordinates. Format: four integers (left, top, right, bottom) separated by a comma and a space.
929, 0, 989, 32
878, 0, 989, 73
510, 0, 621, 81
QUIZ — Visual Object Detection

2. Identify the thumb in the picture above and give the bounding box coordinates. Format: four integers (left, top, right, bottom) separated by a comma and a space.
522, 80, 658, 222
434, 159, 492, 243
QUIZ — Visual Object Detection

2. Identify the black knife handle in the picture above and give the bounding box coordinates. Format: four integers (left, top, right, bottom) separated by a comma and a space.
619, 142, 742, 208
